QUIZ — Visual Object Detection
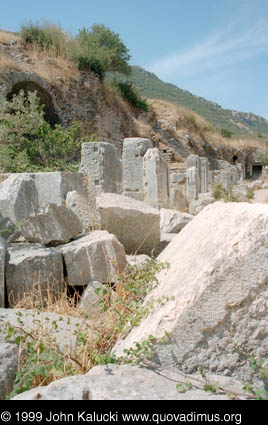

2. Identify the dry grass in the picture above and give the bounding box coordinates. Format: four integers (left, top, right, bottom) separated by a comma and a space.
150, 99, 210, 130
150, 98, 266, 152
0, 30, 20, 44
0, 49, 21, 75
21, 43, 80, 84
208, 131, 266, 151
12, 280, 84, 319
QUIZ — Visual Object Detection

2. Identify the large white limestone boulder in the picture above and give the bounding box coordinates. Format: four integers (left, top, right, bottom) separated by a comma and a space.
96, 193, 160, 255
58, 231, 127, 286
10, 364, 249, 400
113, 202, 268, 384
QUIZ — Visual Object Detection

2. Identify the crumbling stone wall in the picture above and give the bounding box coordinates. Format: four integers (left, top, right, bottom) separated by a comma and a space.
0, 69, 138, 151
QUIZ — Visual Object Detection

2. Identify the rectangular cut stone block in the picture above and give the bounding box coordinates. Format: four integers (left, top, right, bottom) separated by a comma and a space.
186, 155, 201, 193
186, 167, 200, 201
220, 171, 231, 189
170, 173, 186, 184
34, 172, 89, 207
186, 155, 200, 170
236, 163, 243, 182
58, 231, 127, 286
96, 193, 160, 255
230, 166, 239, 185
122, 138, 153, 201
169, 185, 187, 212
80, 142, 122, 195
0, 174, 39, 224
208, 171, 214, 191
0, 237, 7, 307
143, 148, 170, 209
200, 157, 209, 193
5, 244, 64, 305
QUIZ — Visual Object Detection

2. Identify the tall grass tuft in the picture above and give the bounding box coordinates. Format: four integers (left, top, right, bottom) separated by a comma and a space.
20, 21, 71, 58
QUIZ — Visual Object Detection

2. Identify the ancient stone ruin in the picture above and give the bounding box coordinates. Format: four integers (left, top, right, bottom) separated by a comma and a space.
0, 137, 264, 309
0, 136, 267, 400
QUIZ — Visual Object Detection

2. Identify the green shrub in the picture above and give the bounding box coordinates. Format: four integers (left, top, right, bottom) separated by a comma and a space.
212, 182, 238, 202
70, 47, 105, 79
246, 187, 255, 200
75, 24, 131, 76
221, 128, 232, 138
111, 79, 149, 111
0, 91, 93, 172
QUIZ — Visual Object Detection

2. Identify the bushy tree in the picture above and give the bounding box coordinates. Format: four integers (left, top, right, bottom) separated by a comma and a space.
73, 24, 131, 77
0, 91, 84, 172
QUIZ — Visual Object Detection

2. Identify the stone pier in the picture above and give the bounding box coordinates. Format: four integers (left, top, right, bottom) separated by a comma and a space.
122, 138, 153, 201
143, 148, 170, 209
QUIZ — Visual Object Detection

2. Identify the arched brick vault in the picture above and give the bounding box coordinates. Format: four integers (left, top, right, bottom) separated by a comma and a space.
0, 71, 61, 127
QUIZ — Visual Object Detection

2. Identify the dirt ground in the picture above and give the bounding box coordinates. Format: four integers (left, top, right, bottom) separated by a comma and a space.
252, 188, 268, 203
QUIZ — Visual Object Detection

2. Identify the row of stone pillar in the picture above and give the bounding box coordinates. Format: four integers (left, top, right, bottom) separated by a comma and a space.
186, 154, 243, 201
79, 138, 171, 210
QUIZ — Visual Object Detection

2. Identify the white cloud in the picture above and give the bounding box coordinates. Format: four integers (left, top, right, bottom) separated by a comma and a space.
147, 20, 268, 81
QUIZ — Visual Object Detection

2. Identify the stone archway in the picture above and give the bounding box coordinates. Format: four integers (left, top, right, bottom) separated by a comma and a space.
7, 81, 60, 127
0, 71, 61, 127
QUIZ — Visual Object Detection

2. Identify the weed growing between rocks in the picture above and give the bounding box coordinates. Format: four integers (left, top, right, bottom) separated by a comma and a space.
212, 183, 239, 202
4, 259, 171, 398
4, 258, 268, 400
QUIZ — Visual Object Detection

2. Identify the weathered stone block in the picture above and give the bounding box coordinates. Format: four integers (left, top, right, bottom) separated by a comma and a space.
0, 237, 7, 308
219, 171, 231, 189
58, 231, 127, 286
20, 204, 83, 246
143, 148, 170, 209
170, 173, 186, 184
80, 142, 122, 195
0, 174, 38, 224
186, 167, 200, 201
66, 190, 91, 232
186, 155, 201, 170
200, 157, 209, 193
0, 343, 18, 400
160, 208, 193, 233
208, 171, 214, 191
122, 138, 153, 201
79, 281, 104, 314
5, 244, 64, 305
189, 193, 215, 215
34, 172, 88, 207
96, 193, 160, 255
169, 185, 187, 211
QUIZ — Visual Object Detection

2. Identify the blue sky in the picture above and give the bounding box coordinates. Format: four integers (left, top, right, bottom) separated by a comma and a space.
1, 0, 268, 118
